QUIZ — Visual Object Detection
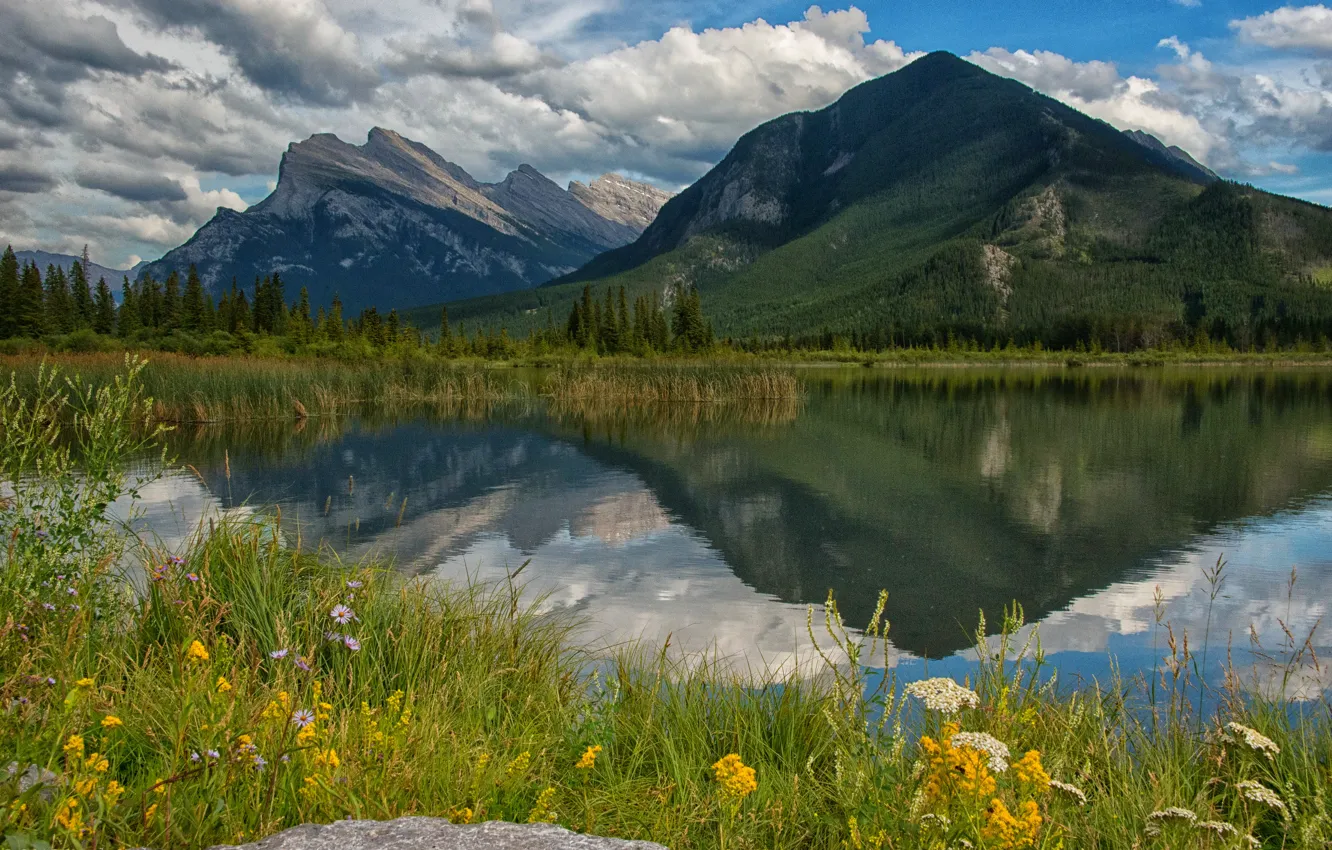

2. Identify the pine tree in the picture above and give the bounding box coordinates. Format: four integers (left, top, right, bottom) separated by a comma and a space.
118, 279, 139, 337
93, 278, 116, 334
601, 287, 620, 353
232, 287, 252, 333
182, 265, 206, 331
139, 276, 162, 330
578, 285, 594, 348
0, 246, 17, 338
617, 286, 631, 349
18, 262, 45, 337
43, 265, 72, 333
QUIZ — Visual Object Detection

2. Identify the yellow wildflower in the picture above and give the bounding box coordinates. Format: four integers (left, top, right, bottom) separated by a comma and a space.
712, 754, 758, 806
74, 778, 97, 797
476, 753, 491, 771
152, 779, 168, 795
297, 724, 318, 745
216, 676, 233, 693
399, 707, 412, 728
84, 753, 109, 773
101, 715, 123, 729
1014, 750, 1050, 791
145, 803, 158, 822
55, 799, 83, 833
187, 640, 210, 663
261, 700, 283, 720
575, 745, 602, 770
104, 781, 125, 807
919, 724, 996, 803
506, 751, 531, 777
450, 807, 475, 825
279, 691, 291, 709
983, 798, 1042, 849
527, 787, 557, 823
63, 735, 85, 758
312, 748, 340, 770
75, 677, 96, 689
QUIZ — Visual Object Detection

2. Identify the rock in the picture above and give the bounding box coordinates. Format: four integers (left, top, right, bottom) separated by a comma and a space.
210, 818, 669, 850
5, 761, 61, 801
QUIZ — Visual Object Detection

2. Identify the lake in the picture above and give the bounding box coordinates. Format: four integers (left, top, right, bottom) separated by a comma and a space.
132, 366, 1332, 696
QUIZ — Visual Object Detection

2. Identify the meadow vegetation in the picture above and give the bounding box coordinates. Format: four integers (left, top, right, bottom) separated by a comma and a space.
1, 360, 1330, 849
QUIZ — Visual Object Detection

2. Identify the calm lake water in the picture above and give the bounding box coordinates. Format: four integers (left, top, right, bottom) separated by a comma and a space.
132, 367, 1332, 696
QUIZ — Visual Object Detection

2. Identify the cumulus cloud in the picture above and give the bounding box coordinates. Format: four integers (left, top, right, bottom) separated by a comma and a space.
386, 0, 563, 80
969, 47, 1219, 162
1231, 4, 1332, 54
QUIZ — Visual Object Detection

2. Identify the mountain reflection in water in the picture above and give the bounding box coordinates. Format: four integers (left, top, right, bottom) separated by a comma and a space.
131, 368, 1332, 693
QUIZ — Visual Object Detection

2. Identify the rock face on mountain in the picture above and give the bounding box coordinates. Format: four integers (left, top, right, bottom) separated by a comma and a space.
143, 129, 671, 311
569, 174, 676, 231
16, 251, 146, 286
1122, 129, 1218, 182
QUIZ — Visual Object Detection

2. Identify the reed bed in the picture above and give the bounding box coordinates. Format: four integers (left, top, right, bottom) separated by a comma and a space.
540, 366, 801, 404
2, 361, 1331, 850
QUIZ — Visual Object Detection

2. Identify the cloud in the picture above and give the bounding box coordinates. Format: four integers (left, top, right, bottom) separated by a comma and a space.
0, 163, 59, 194
76, 166, 188, 202
113, 0, 381, 105
386, 0, 564, 80
1231, 5, 1332, 55
968, 47, 1219, 162
507, 6, 922, 180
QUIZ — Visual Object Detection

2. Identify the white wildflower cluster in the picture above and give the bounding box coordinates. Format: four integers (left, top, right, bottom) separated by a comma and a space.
904, 678, 979, 715
1049, 779, 1088, 805
950, 731, 1011, 773
1223, 722, 1281, 759
1145, 807, 1197, 837
1236, 780, 1288, 812
1197, 821, 1238, 838
1242, 835, 1262, 848
918, 813, 950, 830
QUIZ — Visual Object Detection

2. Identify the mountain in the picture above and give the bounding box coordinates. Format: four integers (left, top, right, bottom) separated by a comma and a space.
568, 174, 675, 230
427, 52, 1332, 349
16, 251, 147, 287
1122, 130, 1218, 182
142, 128, 672, 311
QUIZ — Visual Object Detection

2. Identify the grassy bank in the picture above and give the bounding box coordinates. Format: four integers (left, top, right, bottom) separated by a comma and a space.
2, 363, 1330, 849
0, 354, 801, 424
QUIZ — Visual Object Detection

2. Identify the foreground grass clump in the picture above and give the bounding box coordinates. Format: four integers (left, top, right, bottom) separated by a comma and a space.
2, 361, 1331, 849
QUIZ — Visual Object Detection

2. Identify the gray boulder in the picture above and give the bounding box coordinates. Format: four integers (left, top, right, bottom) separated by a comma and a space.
210, 818, 668, 850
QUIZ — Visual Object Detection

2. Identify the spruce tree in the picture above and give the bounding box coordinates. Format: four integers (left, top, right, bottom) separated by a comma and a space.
438, 306, 453, 355
0, 246, 17, 338
45, 265, 73, 333
71, 258, 94, 328
182, 265, 206, 331
18, 262, 45, 337
93, 278, 116, 334
162, 271, 182, 331
118, 279, 139, 337
292, 287, 313, 343
601, 287, 620, 353
326, 295, 344, 343
232, 288, 252, 333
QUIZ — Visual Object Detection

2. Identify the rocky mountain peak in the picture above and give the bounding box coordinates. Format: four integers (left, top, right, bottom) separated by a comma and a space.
569, 174, 675, 230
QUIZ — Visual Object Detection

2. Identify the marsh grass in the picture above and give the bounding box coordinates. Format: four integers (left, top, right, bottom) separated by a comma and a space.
2, 361, 1331, 850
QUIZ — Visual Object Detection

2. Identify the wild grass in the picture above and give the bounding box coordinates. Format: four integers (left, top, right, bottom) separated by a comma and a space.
2, 361, 1330, 849
540, 366, 801, 404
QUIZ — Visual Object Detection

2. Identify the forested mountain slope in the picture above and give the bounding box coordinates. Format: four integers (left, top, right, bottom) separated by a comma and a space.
424, 52, 1332, 349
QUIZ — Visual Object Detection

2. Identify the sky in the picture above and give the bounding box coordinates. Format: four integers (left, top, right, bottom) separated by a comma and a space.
0, 1, 1330, 269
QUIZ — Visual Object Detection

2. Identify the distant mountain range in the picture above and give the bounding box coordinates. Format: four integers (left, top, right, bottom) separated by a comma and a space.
429, 51, 1332, 347
15, 251, 147, 288
142, 128, 672, 311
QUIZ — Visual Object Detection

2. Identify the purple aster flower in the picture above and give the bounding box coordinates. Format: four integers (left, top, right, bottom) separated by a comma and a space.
252, 755, 267, 771
330, 604, 354, 625
66, 587, 77, 596
169, 556, 185, 566
346, 580, 363, 589
46, 677, 56, 685
68, 604, 80, 612
293, 656, 311, 672
55, 574, 65, 581
206, 749, 220, 760
343, 636, 361, 652
280, 754, 291, 763
186, 573, 200, 583
291, 709, 315, 728
35, 530, 48, 540
190, 752, 201, 763
270, 648, 289, 660
16, 697, 28, 705
324, 631, 342, 643
42, 603, 55, 611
